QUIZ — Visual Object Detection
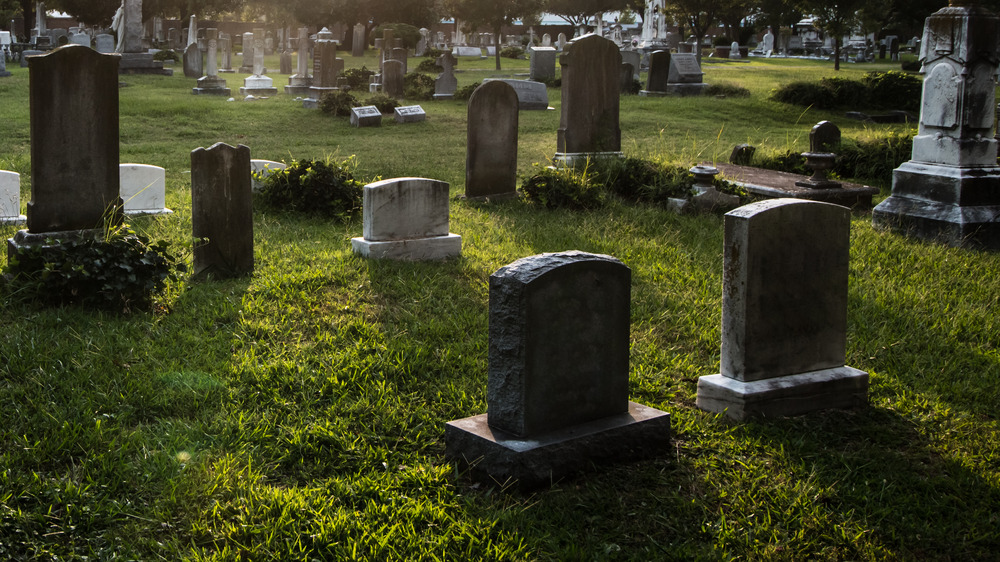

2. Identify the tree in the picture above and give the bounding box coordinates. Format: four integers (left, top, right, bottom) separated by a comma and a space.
47, 0, 119, 26
545, 0, 644, 26
668, 0, 729, 65
445, 0, 544, 70
284, 0, 437, 48
142, 0, 244, 23
796, 0, 864, 70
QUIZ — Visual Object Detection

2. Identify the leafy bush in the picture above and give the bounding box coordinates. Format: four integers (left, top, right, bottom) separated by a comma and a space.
834, 131, 914, 182
319, 91, 359, 116
900, 59, 920, 72
771, 71, 922, 111
704, 82, 751, 97
500, 46, 524, 59
4, 224, 184, 313
423, 48, 448, 60
255, 157, 364, 220
770, 81, 833, 108
372, 23, 421, 49
752, 150, 808, 175
862, 71, 921, 111
589, 157, 684, 202
403, 72, 435, 100
519, 165, 606, 210
364, 93, 400, 113
821, 76, 870, 107
416, 58, 442, 73
454, 82, 481, 101
341, 66, 376, 91
152, 49, 179, 61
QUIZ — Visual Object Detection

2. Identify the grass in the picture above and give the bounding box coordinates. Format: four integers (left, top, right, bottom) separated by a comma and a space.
1, 51, 999, 560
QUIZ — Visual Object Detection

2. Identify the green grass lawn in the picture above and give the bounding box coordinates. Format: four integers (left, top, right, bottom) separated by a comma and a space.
1, 51, 999, 560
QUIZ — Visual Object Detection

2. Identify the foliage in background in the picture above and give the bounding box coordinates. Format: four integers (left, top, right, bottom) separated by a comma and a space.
341, 66, 376, 91
771, 71, 921, 111
500, 46, 525, 59
319, 90, 360, 117
254, 157, 364, 220
364, 93, 401, 113
519, 163, 606, 210
416, 58, 443, 73
152, 49, 180, 61
371, 23, 422, 48
753, 130, 914, 185
704, 82, 751, 97
3, 224, 184, 313
403, 72, 435, 100
454, 81, 481, 101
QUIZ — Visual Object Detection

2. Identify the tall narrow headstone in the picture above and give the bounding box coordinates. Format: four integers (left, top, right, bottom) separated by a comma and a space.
240, 30, 277, 96
0, 51, 10, 77
186, 15, 197, 47
183, 43, 201, 78
640, 50, 670, 95
239, 32, 253, 73
193, 29, 230, 95
219, 33, 234, 72
304, 41, 343, 108
696, 199, 869, 420
390, 46, 408, 73
352, 23, 366, 57
466, 82, 518, 200
873, 0, 1000, 249
191, 143, 253, 278
351, 178, 461, 260
382, 59, 404, 98
529, 46, 557, 81
434, 52, 458, 99
0, 171, 26, 224
285, 27, 313, 95
555, 34, 622, 166
445, 251, 671, 489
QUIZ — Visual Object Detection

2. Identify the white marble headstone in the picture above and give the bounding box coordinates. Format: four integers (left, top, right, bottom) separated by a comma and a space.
120, 164, 172, 215
250, 159, 287, 191
0, 170, 25, 224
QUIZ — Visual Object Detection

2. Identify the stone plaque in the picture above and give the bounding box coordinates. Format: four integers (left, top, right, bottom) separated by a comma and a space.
483, 78, 549, 110
351, 106, 382, 127
667, 53, 703, 83
394, 105, 426, 123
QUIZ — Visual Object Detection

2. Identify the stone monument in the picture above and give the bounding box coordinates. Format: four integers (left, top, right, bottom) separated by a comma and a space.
434, 52, 458, 99
119, 164, 171, 215
351, 178, 462, 260
193, 29, 230, 95
529, 46, 557, 82
285, 27, 313, 95
352, 23, 365, 57
303, 40, 343, 108
466, 81, 518, 200
555, 34, 622, 165
240, 31, 277, 96
0, 171, 26, 224
191, 143, 253, 279
115, 0, 170, 75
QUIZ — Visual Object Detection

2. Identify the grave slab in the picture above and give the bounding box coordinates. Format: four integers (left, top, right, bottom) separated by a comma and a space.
351, 177, 460, 260
351, 106, 382, 127
191, 143, 253, 278
394, 105, 426, 123
482, 79, 550, 110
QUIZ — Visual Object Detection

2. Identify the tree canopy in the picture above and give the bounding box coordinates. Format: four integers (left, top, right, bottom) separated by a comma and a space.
445, 0, 544, 70
545, 0, 644, 26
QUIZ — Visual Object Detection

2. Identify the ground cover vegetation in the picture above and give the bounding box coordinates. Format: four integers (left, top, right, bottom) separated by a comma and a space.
1, 51, 998, 560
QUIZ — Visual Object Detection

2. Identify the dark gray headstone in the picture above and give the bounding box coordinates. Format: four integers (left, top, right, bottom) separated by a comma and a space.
529, 46, 557, 81
314, 41, 343, 88
26, 45, 122, 233
620, 62, 634, 93
730, 144, 756, 165
645, 50, 669, 92
434, 52, 458, 99
191, 143, 253, 279
390, 47, 408, 73
557, 34, 622, 158
810, 120, 841, 152
667, 53, 703, 84
383, 59, 404, 98
352, 23, 365, 57
466, 81, 518, 199
183, 42, 202, 78
350, 106, 382, 127
279, 50, 292, 74
482, 78, 548, 110
619, 50, 640, 80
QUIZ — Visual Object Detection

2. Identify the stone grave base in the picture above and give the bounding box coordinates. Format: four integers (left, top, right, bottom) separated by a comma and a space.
351, 233, 461, 260
303, 86, 339, 108
873, 161, 1000, 249
219, 68, 236, 73
432, 93, 455, 100
7, 228, 104, 262
239, 86, 278, 97
0, 70, 11, 78
125, 207, 173, 217
285, 75, 312, 95
119, 52, 172, 76
0, 214, 26, 225
696, 366, 869, 421
461, 191, 519, 203
285, 85, 312, 95
716, 163, 879, 209
553, 151, 623, 168
445, 402, 671, 491
193, 77, 230, 96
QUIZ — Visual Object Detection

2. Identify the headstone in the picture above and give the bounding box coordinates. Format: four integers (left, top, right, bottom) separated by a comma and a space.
668, 53, 703, 83
239, 32, 253, 72
352, 23, 365, 57
887, 35, 899, 61
351, 177, 461, 260
541, 33, 552, 47
190, 143, 253, 279
250, 159, 287, 192
120, 164, 171, 215
482, 78, 549, 110
555, 34, 622, 165
730, 41, 741, 59
21, 50, 44, 68
665, 31, 679, 50
95, 33, 114, 53
416, 28, 429, 56
350, 106, 382, 127
382, 59, 404, 98
0, 51, 10, 77
193, 29, 230, 95
453, 46, 482, 57
219, 34, 234, 72
121, 0, 142, 53
167, 28, 179, 49
434, 52, 458, 99
240, 31, 277, 96
69, 32, 89, 47
619, 49, 640, 80
304, 41, 343, 107
8, 46, 122, 258
390, 47, 408, 73
445, 251, 671, 489
187, 15, 197, 47
873, 3, 1000, 248
730, 144, 756, 165
286, 28, 313, 95
394, 105, 426, 123
761, 29, 775, 56
810, 120, 841, 152
466, 81, 518, 200
620, 62, 635, 93
183, 43, 201, 78
0, 171, 26, 224
279, 50, 292, 74
696, 199, 869, 420
529, 46, 557, 81
640, 50, 669, 95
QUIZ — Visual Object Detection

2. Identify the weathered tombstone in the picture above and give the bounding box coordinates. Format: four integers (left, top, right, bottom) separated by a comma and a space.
279, 50, 292, 74
453, 46, 482, 57
434, 52, 458, 99
190, 143, 253, 278
541, 33, 552, 47
352, 23, 365, 57
120, 164, 171, 215
556, 33, 568, 50
304, 40, 343, 107
0, 51, 10, 77
466, 81, 518, 200
416, 28, 429, 56
219, 33, 234, 72
95, 33, 114, 53
240, 31, 277, 96
482, 78, 549, 110
619, 49, 640, 80
186, 14, 197, 46
390, 46, 408, 73
620, 62, 635, 93
350, 106, 382, 127
696, 199, 869, 420
887, 35, 899, 61
250, 159, 287, 192
0, 171, 26, 224
69, 32, 89, 47
663, 52, 706, 96
640, 50, 669, 95
239, 32, 253, 72
810, 120, 841, 152
382, 59, 404, 98
555, 34, 622, 165
393, 105, 426, 123
183, 42, 201, 78
285, 27, 313, 95
730, 41, 741, 59
872, 1, 1000, 249
529, 46, 557, 81
445, 251, 672, 489
351, 177, 461, 260
729, 143, 756, 165
761, 28, 775, 56
193, 29, 230, 95
8, 46, 122, 258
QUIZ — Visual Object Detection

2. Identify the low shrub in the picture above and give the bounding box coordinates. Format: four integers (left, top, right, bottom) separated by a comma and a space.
4, 224, 184, 313
319, 91, 359, 116
423, 48, 448, 60
416, 58, 442, 73
820, 76, 869, 107
862, 71, 922, 111
454, 82, 481, 101
364, 93, 400, 113
704, 82, 751, 97
371, 23, 421, 48
771, 71, 922, 111
152, 49, 179, 61
341, 66, 376, 91
255, 157, 364, 220
589, 157, 686, 202
771, 81, 833, 108
753, 150, 808, 175
500, 46, 524, 59
519, 165, 606, 210
403, 72, 435, 100
834, 131, 914, 182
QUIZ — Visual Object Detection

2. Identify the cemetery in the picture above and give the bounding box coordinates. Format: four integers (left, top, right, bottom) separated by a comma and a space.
0, 5, 999, 559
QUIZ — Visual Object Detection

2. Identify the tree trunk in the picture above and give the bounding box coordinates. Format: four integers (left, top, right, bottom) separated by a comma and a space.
20, 0, 33, 39
494, 24, 502, 71
834, 36, 841, 71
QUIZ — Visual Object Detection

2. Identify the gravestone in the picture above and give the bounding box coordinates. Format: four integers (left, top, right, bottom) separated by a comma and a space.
219, 34, 234, 72
453, 46, 482, 57
120, 164, 171, 215
640, 50, 669, 96
730, 41, 741, 59
304, 41, 342, 107
69, 32, 89, 47
390, 47, 408, 73
351, 177, 461, 260
556, 33, 568, 50
555, 34, 622, 165
887, 35, 899, 61
382, 59, 404, 98
286, 28, 313, 95
117, 0, 170, 75
810, 120, 841, 152
193, 29, 230, 95
434, 52, 458, 99
0, 51, 9, 77
466, 81, 518, 200
95, 33, 114, 53
541, 33, 552, 47
872, 2, 1000, 249
352, 23, 365, 57
250, 159, 287, 192
0, 171, 26, 224
183, 42, 201, 78
416, 28, 429, 56
529, 46, 557, 82
445, 251, 672, 489
167, 27, 179, 49
619, 49, 640, 80
239, 32, 253, 72
696, 199, 869, 420
620, 62, 635, 93
279, 50, 291, 74
761, 29, 775, 56
240, 31, 277, 96
350, 106, 382, 127
482, 78, 549, 110
191, 143, 253, 278
394, 105, 426, 123
186, 14, 197, 47
729, 144, 756, 165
